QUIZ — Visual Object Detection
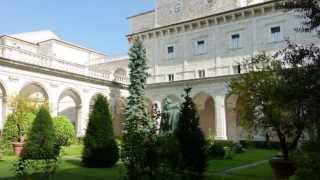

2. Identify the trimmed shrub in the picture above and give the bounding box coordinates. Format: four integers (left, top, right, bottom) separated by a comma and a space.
174, 87, 207, 179
15, 107, 58, 179
53, 116, 76, 147
82, 94, 119, 167
214, 140, 235, 148
207, 144, 225, 159
3, 112, 35, 144
22, 107, 56, 160
232, 143, 245, 153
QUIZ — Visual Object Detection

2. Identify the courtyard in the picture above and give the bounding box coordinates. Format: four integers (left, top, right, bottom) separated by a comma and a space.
0, 144, 278, 180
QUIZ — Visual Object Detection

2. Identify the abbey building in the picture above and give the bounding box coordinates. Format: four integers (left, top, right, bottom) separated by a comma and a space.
0, 0, 319, 141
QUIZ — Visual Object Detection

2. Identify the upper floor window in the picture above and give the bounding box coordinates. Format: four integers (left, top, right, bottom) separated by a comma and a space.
230, 33, 240, 49
233, 65, 241, 74
167, 45, 175, 59
271, 26, 281, 42
194, 40, 207, 55
198, 70, 206, 78
168, 74, 175, 82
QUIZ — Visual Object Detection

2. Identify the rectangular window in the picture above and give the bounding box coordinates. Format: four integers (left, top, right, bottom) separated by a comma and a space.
271, 26, 281, 42
195, 40, 207, 55
231, 34, 240, 49
167, 45, 175, 59
233, 65, 241, 74
168, 74, 174, 82
198, 70, 206, 78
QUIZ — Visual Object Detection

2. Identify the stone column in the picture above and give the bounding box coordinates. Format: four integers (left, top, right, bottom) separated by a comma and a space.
0, 97, 3, 130
78, 97, 90, 137
214, 95, 227, 140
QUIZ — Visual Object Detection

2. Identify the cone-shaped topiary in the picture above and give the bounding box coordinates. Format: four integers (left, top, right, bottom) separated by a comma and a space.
82, 94, 119, 167
22, 106, 56, 160
174, 87, 207, 179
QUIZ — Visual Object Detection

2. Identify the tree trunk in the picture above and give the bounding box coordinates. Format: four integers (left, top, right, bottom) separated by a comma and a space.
276, 128, 289, 160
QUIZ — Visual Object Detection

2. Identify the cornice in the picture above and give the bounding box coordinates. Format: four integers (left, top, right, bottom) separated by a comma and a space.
0, 57, 128, 90
127, 0, 281, 41
145, 74, 238, 89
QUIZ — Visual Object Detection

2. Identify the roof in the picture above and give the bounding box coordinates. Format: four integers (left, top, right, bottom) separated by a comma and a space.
127, 10, 155, 19
10, 30, 60, 44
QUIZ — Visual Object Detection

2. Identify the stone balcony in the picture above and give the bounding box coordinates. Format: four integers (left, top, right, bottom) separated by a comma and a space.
0, 45, 129, 84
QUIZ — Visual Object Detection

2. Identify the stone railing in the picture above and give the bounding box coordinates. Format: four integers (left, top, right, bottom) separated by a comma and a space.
0, 45, 129, 84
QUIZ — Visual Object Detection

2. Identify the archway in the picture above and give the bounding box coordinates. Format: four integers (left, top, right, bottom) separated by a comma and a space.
19, 82, 48, 105
193, 92, 215, 137
0, 82, 7, 131
114, 97, 127, 136
225, 95, 240, 141
57, 89, 81, 133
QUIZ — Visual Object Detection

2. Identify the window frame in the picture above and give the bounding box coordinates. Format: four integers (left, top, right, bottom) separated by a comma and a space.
230, 33, 241, 49
166, 44, 176, 60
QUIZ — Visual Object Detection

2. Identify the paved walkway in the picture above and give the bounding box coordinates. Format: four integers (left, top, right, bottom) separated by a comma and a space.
207, 159, 270, 176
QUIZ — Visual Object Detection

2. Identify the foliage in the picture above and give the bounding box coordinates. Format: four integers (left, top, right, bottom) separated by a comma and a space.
174, 87, 207, 179
5, 96, 35, 142
207, 143, 226, 159
53, 116, 76, 148
82, 94, 119, 167
229, 53, 304, 160
275, 42, 320, 143
280, 0, 320, 35
293, 142, 320, 180
2, 112, 35, 144
16, 106, 58, 178
122, 39, 157, 179
232, 143, 245, 154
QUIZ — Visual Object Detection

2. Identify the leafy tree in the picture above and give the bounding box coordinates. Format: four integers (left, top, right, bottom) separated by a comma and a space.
82, 94, 119, 167
281, 0, 320, 35
174, 87, 207, 179
122, 39, 157, 179
229, 54, 304, 160
275, 42, 320, 143
15, 106, 58, 179
8, 95, 35, 142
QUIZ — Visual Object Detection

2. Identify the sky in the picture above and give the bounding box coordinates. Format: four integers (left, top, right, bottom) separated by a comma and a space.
0, 0, 155, 56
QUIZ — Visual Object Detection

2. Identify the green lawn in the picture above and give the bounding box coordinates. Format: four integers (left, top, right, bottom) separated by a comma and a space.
207, 149, 277, 173
0, 145, 277, 180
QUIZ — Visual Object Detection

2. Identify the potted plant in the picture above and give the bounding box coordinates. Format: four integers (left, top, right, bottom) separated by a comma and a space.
229, 52, 310, 179
4, 96, 35, 156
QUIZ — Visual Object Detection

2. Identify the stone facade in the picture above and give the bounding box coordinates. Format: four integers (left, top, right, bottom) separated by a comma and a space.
128, 0, 320, 141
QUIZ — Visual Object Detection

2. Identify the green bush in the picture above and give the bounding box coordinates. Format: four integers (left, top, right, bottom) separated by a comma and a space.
82, 95, 119, 167
293, 142, 320, 180
214, 140, 235, 148
174, 87, 207, 179
16, 106, 58, 179
53, 116, 76, 147
232, 143, 245, 153
3, 112, 35, 143
207, 143, 225, 159
22, 107, 56, 160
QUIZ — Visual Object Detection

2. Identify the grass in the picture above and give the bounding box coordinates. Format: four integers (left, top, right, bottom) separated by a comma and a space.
207, 149, 277, 173
228, 162, 273, 179
0, 145, 277, 180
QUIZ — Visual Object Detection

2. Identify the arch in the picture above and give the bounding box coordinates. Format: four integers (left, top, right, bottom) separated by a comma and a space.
193, 92, 216, 137
57, 88, 82, 133
114, 97, 127, 137
19, 82, 49, 104
0, 81, 7, 131
225, 94, 240, 141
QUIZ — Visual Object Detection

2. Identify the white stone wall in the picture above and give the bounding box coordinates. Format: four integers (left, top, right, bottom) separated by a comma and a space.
142, 11, 319, 83
0, 64, 128, 137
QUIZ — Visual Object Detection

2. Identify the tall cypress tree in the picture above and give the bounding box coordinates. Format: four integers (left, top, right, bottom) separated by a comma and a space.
82, 94, 119, 167
174, 87, 207, 179
122, 39, 156, 179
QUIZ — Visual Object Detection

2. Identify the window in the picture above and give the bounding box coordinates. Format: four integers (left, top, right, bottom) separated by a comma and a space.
195, 40, 207, 55
231, 34, 240, 49
233, 65, 241, 74
271, 26, 281, 42
167, 45, 175, 59
168, 74, 174, 82
198, 70, 206, 78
